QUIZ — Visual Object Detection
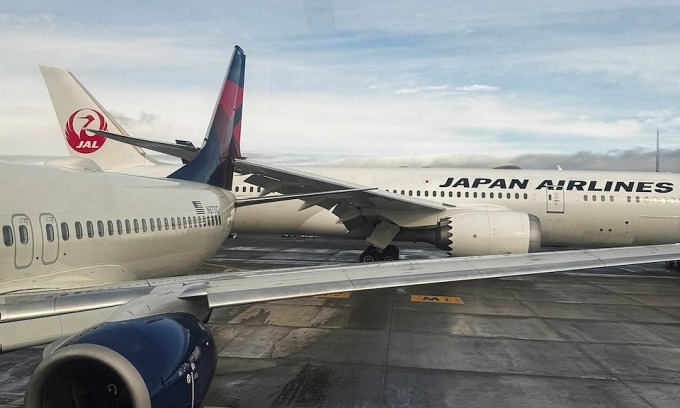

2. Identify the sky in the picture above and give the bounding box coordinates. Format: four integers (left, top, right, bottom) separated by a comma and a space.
2, 1, 680, 170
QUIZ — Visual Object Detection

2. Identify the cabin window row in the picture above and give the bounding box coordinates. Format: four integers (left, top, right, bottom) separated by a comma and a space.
387, 189, 530, 200
234, 186, 263, 193
2, 214, 222, 247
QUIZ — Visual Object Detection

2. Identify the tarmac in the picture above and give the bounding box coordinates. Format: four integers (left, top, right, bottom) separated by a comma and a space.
2, 234, 680, 407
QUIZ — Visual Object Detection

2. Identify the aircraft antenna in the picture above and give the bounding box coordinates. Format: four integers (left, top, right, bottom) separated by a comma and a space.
656, 129, 660, 172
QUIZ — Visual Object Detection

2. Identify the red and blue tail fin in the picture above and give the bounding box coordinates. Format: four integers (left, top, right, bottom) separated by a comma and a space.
169, 45, 245, 189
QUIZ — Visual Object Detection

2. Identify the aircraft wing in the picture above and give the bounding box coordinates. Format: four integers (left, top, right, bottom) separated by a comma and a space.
3, 243, 680, 353
234, 159, 446, 212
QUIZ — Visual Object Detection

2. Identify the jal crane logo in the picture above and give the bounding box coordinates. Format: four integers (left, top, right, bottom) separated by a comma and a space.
64, 108, 108, 153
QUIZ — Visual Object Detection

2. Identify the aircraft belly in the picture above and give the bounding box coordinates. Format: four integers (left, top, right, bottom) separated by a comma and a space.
633, 215, 680, 245
233, 202, 347, 237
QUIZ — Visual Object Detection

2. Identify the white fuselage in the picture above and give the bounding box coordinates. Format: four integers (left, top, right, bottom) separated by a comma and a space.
87, 162, 680, 248
0, 162, 234, 294
232, 167, 680, 247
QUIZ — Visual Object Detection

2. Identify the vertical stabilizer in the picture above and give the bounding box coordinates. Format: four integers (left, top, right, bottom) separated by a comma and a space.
40, 66, 151, 170
169, 46, 246, 189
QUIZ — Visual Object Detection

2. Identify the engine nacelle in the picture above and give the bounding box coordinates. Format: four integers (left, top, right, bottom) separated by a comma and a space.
24, 313, 216, 408
430, 210, 542, 256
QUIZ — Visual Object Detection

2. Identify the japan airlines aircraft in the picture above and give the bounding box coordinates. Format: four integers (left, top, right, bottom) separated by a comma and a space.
5, 46, 680, 408
41, 48, 680, 263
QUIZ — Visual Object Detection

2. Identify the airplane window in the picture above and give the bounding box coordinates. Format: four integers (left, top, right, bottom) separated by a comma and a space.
3, 225, 13, 247
203, 216, 207, 227
149, 218, 155, 232
46, 224, 54, 242
117, 220, 123, 235
218, 215, 222, 225
424, 191, 429, 197
257, 187, 262, 192
141, 219, 147, 232
133, 219, 139, 233
464, 192, 469, 198
61, 222, 69, 241
441, 191, 445, 197
473, 192, 477, 198
490, 192, 494, 198
97, 220, 104, 237
75, 222, 83, 239
250, 187, 254, 193
636, 196, 640, 203
183, 217, 187, 228
449, 192, 453, 198
609, 196, 614, 202
125, 219, 131, 234
457, 192, 461, 198
600, 195, 605, 202
400, 190, 405, 195
504, 193, 509, 199
19, 225, 29, 245
408, 190, 412, 196
178, 217, 183, 229
627, 196, 631, 203
592, 195, 597, 202
481, 192, 486, 198
193, 216, 197, 227
515, 193, 519, 199
171, 217, 176, 230
416, 191, 421, 197
107, 220, 114, 236
523, 193, 528, 199
157, 218, 162, 231
583, 195, 588, 201
164, 218, 170, 230
86, 221, 94, 238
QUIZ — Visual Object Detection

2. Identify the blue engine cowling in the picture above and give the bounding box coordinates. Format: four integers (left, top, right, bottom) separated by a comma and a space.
24, 312, 216, 408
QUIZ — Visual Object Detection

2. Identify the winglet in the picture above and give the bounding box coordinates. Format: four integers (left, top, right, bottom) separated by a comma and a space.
168, 46, 245, 189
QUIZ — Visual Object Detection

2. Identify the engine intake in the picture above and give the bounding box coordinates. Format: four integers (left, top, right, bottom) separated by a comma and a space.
25, 313, 216, 408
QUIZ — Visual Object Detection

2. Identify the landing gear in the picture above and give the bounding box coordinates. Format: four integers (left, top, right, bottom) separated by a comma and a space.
359, 245, 400, 262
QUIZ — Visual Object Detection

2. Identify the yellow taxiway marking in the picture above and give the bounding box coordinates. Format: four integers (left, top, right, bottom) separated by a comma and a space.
410, 295, 464, 304
316, 292, 351, 299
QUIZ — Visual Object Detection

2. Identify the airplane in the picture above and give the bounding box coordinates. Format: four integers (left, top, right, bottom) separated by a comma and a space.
41, 48, 680, 264
4, 45, 680, 408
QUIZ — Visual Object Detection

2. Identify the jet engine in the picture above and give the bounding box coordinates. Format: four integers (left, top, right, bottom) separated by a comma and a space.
427, 210, 542, 256
24, 313, 216, 408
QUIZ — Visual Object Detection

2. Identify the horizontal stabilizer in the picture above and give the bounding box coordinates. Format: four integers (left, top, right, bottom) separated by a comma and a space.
90, 129, 199, 162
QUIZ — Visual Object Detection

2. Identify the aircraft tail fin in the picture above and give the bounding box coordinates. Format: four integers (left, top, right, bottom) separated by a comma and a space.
40, 66, 152, 170
168, 46, 246, 189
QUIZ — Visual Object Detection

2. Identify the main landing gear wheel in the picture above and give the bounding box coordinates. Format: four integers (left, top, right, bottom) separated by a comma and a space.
359, 245, 400, 262
383, 245, 400, 261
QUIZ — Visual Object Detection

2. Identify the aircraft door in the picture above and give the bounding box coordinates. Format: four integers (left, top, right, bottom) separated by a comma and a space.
546, 189, 565, 213
12, 214, 34, 269
39, 213, 59, 264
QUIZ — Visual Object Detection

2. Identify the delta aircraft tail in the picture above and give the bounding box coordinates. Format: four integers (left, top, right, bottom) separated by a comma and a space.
168, 45, 246, 189
40, 66, 156, 170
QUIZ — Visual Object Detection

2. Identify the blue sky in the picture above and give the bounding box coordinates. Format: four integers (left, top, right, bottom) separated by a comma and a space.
1, 1, 680, 169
